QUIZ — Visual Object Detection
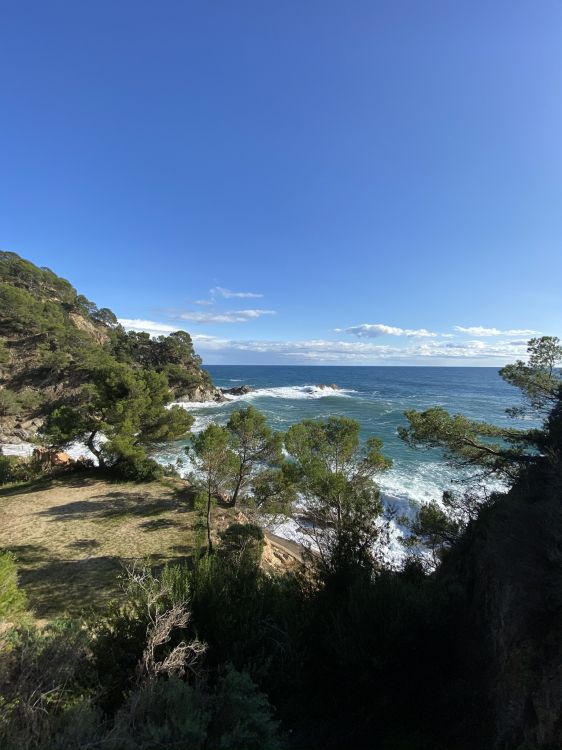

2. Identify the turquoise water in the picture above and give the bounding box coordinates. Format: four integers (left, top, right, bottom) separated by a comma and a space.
156, 366, 528, 511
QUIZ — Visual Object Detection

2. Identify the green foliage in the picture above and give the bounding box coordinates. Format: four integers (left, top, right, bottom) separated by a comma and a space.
109, 328, 207, 396
0, 339, 9, 365
0, 620, 93, 749
400, 337, 561, 494
284, 416, 391, 572
0, 551, 28, 622
108, 677, 209, 749
0, 388, 19, 417
220, 523, 265, 565
226, 406, 284, 506
0, 455, 18, 484
104, 668, 282, 750
399, 407, 536, 483
111, 452, 164, 482
500, 335, 562, 414
247, 465, 298, 516
0, 454, 43, 485
0, 253, 211, 439
189, 424, 238, 552
404, 500, 461, 565
0, 387, 44, 417
211, 666, 283, 750
42, 361, 193, 471
0, 252, 77, 305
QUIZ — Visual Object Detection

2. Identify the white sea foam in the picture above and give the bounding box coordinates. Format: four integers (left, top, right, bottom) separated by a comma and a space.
0, 438, 102, 464
246, 384, 355, 400
172, 384, 354, 414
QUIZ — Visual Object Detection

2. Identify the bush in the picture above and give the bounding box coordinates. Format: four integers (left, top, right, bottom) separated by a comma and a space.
0, 621, 92, 750
108, 677, 209, 750
0, 388, 19, 417
219, 523, 265, 565
112, 454, 163, 482
0, 454, 43, 485
0, 455, 19, 484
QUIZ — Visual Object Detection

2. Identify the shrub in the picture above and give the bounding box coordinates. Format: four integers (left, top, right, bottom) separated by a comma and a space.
0, 454, 43, 485
0, 455, 19, 484
112, 454, 163, 482
219, 523, 265, 565
0, 388, 19, 417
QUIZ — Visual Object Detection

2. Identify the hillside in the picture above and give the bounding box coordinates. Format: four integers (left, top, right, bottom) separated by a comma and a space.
0, 252, 221, 444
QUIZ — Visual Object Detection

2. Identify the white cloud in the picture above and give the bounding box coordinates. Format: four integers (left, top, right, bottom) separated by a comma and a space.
210, 286, 263, 299
117, 319, 532, 364
177, 309, 276, 324
454, 326, 539, 337
118, 318, 180, 336
193, 336, 529, 363
338, 323, 439, 338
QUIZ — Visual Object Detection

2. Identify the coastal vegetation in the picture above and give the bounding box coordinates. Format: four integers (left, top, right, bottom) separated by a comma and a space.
0, 252, 219, 479
1, 254, 562, 749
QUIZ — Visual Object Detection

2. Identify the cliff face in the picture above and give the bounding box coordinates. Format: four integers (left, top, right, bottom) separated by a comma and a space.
0, 251, 219, 443
444, 402, 562, 749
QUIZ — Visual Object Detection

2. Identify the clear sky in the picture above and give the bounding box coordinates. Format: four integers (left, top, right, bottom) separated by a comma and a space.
1, 0, 561, 365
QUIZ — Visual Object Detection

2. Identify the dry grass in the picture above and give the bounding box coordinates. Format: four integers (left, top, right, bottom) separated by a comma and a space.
0, 473, 235, 621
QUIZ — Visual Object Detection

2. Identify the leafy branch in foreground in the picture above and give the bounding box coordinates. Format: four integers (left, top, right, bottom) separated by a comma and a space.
500, 335, 562, 415
399, 336, 561, 485
398, 407, 538, 483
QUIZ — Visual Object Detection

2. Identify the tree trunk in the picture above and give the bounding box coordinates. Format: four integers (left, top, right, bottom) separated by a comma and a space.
230, 473, 244, 507
86, 430, 105, 468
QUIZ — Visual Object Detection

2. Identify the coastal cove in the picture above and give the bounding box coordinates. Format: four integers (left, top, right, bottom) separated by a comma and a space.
3, 366, 526, 510
158, 365, 527, 509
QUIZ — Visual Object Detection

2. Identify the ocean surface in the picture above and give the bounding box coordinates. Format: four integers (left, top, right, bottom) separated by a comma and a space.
156, 365, 529, 516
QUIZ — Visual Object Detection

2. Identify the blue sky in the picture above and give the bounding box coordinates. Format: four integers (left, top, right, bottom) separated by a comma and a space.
1, 0, 561, 365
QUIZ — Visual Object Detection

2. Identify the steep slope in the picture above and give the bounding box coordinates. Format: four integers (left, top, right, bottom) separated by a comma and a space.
441, 396, 562, 748
0, 251, 221, 443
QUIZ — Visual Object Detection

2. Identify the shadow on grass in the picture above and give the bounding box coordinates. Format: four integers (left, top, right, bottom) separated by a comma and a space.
67, 538, 101, 551
35, 491, 190, 523
19, 555, 123, 618
139, 518, 181, 531
6, 543, 51, 565
0, 469, 135, 499
19, 550, 196, 619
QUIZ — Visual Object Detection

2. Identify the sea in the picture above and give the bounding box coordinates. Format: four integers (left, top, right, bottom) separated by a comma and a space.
154, 366, 530, 557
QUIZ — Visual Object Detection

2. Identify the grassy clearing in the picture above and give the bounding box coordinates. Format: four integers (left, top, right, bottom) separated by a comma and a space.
0, 472, 240, 621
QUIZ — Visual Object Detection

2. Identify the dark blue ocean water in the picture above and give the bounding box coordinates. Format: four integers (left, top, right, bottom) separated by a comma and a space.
157, 366, 528, 509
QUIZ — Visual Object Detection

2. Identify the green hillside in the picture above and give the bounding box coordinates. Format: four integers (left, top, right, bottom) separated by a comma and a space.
0, 251, 218, 444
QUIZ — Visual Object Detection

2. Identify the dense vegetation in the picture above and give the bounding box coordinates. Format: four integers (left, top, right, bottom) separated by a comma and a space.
0, 252, 217, 477
1, 329, 561, 748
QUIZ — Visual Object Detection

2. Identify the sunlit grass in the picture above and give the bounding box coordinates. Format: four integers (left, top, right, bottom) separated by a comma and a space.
0, 473, 211, 620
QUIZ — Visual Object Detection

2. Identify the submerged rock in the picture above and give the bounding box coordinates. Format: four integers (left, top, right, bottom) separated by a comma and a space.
221, 384, 252, 396
181, 385, 225, 403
